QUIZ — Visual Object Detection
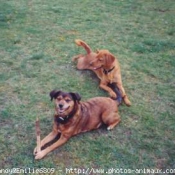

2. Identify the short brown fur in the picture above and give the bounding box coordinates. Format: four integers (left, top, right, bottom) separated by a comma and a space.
34, 90, 120, 159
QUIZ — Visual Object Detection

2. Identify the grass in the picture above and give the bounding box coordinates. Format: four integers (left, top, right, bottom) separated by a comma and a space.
0, 0, 175, 174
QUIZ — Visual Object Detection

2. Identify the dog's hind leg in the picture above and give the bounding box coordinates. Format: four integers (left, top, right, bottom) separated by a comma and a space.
72, 54, 84, 62
102, 112, 121, 131
107, 114, 121, 131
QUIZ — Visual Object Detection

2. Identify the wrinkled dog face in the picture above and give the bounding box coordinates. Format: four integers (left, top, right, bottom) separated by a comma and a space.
89, 54, 104, 70
89, 50, 115, 70
50, 90, 81, 117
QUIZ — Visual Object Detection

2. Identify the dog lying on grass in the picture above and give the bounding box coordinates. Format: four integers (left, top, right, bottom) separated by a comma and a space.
73, 39, 131, 106
34, 90, 121, 159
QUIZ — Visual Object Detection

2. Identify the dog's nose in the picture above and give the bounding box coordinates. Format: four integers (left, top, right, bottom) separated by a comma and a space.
59, 104, 63, 109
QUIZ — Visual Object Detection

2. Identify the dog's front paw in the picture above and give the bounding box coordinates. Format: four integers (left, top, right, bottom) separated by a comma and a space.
110, 91, 117, 99
35, 150, 46, 160
123, 95, 131, 107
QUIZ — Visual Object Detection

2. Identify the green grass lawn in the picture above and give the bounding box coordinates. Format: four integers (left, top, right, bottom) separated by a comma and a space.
0, 0, 175, 174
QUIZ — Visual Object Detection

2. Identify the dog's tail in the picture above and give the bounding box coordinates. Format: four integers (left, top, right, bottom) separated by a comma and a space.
75, 39, 92, 54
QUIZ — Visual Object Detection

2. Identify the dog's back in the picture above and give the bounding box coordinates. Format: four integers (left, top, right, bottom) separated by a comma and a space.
76, 97, 119, 133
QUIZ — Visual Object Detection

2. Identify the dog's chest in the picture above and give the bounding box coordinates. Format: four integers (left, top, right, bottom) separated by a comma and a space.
102, 73, 114, 83
97, 70, 114, 83
55, 115, 82, 136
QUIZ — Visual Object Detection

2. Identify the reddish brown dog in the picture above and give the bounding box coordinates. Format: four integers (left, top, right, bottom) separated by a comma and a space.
34, 90, 121, 159
73, 39, 131, 106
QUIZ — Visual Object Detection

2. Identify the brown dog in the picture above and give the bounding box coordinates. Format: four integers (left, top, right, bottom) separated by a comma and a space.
72, 39, 98, 70
73, 39, 131, 106
34, 90, 121, 159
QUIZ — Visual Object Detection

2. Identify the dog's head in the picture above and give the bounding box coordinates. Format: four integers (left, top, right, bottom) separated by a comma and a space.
50, 90, 81, 117
90, 50, 115, 70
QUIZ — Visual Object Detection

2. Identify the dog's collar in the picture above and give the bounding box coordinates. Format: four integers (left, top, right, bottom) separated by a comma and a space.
55, 103, 78, 124
103, 66, 115, 75
55, 115, 72, 124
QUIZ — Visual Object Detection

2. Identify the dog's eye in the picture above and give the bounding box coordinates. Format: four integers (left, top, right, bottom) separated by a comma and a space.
65, 99, 71, 103
57, 97, 62, 101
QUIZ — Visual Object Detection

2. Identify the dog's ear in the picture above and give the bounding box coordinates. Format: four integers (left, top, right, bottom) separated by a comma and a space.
70, 92, 81, 102
96, 50, 115, 65
50, 90, 61, 101
105, 53, 115, 67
